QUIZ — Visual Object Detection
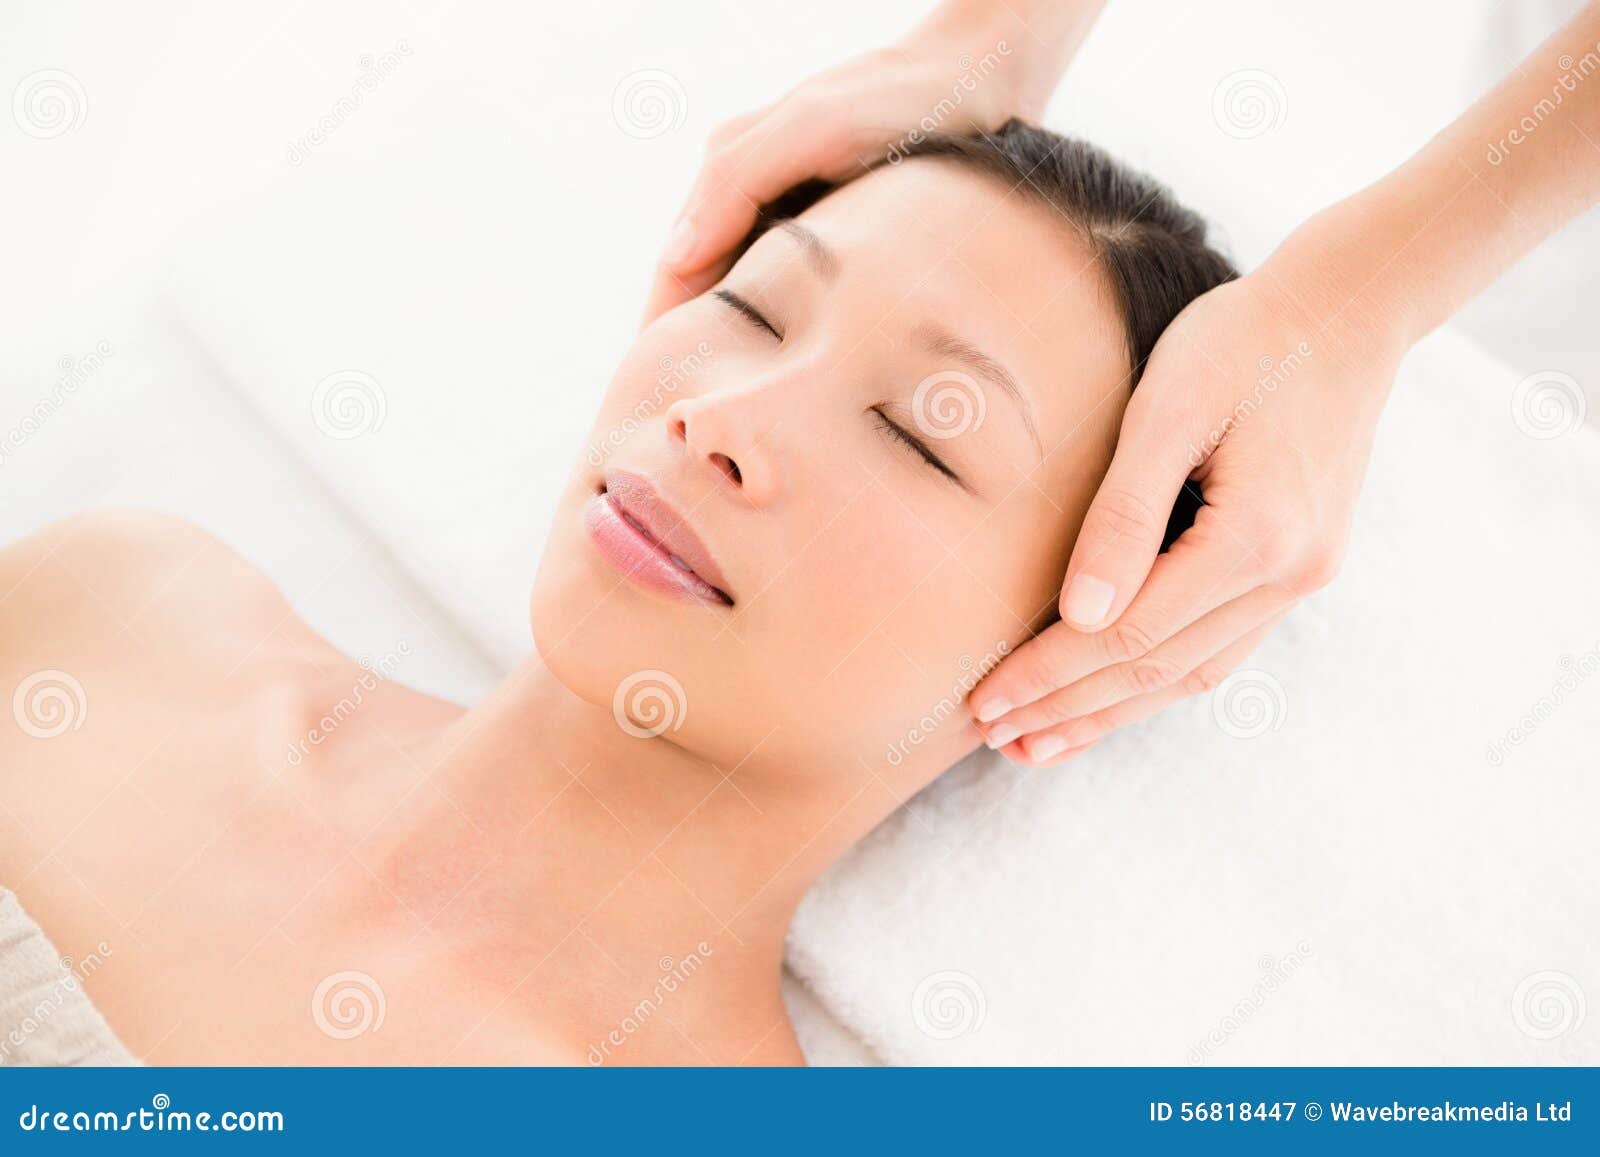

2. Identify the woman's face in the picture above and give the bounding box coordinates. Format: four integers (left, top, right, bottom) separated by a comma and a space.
533, 159, 1131, 784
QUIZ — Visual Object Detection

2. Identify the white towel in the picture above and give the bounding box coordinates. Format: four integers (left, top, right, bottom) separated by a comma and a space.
0, 890, 135, 1066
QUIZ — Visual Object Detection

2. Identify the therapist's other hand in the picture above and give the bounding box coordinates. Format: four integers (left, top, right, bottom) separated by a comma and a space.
969, 240, 1408, 765
640, 14, 1058, 323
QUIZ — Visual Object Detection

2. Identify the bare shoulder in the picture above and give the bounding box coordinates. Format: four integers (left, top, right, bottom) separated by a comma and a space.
0, 509, 330, 691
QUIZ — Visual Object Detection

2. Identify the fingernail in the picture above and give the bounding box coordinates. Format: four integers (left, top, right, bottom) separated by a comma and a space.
1028, 734, 1068, 762
984, 723, 1019, 749
973, 697, 1011, 724
661, 218, 697, 267
1063, 574, 1115, 628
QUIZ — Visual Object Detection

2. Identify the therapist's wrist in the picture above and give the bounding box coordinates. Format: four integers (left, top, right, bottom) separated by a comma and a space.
1256, 189, 1422, 386
906, 0, 1102, 119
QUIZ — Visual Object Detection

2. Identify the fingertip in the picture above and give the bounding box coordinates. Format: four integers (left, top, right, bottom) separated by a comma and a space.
1026, 733, 1069, 763
1061, 573, 1116, 630
980, 722, 1019, 750
972, 695, 1012, 724
660, 217, 698, 270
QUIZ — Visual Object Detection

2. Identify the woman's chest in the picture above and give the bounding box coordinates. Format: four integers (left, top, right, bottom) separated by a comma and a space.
0, 686, 547, 1062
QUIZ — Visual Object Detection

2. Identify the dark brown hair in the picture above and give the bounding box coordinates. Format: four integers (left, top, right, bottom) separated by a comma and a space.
739, 118, 1237, 547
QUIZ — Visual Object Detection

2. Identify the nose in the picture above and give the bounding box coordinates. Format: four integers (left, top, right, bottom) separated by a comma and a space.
664, 391, 781, 506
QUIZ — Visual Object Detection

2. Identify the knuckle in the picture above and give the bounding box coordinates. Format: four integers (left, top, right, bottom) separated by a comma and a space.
1292, 546, 1343, 595
708, 117, 751, 148
1089, 489, 1165, 547
1034, 694, 1078, 726
1105, 620, 1156, 664
701, 146, 740, 185
1182, 659, 1230, 696
1251, 526, 1298, 577
1005, 648, 1062, 704
1128, 655, 1183, 695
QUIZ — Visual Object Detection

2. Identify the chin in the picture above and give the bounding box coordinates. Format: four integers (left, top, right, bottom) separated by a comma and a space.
528, 495, 712, 746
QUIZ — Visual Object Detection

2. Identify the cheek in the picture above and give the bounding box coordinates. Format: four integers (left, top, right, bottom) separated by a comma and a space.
779, 490, 941, 662
762, 491, 1018, 741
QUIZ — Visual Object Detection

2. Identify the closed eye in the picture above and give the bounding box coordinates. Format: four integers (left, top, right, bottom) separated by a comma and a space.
871, 407, 965, 489
713, 288, 781, 340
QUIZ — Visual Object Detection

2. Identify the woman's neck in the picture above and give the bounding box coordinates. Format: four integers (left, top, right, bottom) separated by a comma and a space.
366, 657, 891, 1062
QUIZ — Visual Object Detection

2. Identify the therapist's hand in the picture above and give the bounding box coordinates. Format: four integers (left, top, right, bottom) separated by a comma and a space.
641, 1, 1106, 322
969, 230, 1410, 765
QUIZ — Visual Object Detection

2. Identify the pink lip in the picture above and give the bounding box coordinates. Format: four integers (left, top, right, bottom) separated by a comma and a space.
584, 469, 734, 608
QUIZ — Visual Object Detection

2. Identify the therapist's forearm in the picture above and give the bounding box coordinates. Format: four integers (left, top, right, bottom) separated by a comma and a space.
910, 0, 1109, 114
1268, 3, 1600, 352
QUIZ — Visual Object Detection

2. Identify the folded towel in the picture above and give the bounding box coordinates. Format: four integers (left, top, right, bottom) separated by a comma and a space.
0, 890, 135, 1066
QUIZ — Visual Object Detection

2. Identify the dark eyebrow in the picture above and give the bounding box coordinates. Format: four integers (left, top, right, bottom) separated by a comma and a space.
915, 323, 1042, 457
774, 219, 839, 281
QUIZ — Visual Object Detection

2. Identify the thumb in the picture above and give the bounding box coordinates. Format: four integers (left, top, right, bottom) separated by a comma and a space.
1059, 417, 1191, 632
